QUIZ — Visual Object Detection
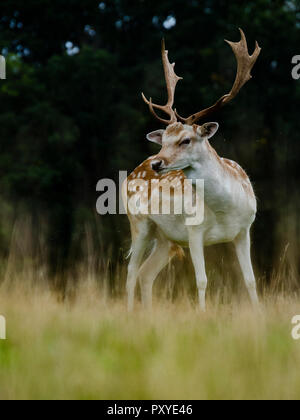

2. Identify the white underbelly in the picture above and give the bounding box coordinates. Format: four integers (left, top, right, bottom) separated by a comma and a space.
150, 207, 256, 247
150, 214, 189, 245
203, 214, 250, 245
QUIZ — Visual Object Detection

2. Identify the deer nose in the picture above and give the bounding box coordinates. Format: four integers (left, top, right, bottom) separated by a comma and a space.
151, 160, 163, 172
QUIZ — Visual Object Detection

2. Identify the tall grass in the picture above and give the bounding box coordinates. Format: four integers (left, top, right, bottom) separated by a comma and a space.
0, 217, 299, 400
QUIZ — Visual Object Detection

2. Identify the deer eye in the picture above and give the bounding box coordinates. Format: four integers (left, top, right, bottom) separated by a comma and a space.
180, 138, 191, 146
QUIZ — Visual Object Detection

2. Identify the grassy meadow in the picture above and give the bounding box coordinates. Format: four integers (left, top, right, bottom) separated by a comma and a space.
0, 281, 300, 400
0, 218, 299, 400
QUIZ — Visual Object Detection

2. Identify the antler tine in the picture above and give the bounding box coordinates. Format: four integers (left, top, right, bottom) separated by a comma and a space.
176, 28, 261, 125
142, 40, 183, 126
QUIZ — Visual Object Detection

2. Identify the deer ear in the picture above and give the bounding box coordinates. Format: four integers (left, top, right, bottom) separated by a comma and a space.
146, 130, 164, 145
198, 122, 219, 139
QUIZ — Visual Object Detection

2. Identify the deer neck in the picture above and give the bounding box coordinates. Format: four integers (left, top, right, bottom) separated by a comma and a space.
183, 140, 231, 210
183, 140, 221, 180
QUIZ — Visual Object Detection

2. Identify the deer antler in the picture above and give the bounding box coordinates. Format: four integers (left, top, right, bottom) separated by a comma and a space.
142, 40, 183, 125
176, 29, 261, 125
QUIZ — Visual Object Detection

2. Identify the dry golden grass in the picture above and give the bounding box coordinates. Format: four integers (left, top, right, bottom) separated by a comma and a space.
0, 277, 300, 400
0, 217, 299, 400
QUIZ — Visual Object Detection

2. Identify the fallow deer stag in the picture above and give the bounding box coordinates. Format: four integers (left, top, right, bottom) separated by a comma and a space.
123, 29, 261, 311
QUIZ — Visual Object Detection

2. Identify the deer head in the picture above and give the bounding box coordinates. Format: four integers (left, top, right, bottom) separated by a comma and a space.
142, 29, 261, 173
149, 122, 219, 173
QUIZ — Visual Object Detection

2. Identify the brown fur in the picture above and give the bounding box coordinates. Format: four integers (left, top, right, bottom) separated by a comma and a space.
165, 123, 185, 137
221, 158, 254, 195
169, 244, 185, 260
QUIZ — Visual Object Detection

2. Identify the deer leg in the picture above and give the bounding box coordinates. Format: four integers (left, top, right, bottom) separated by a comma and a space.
188, 229, 207, 312
127, 221, 150, 311
234, 229, 259, 306
138, 237, 172, 309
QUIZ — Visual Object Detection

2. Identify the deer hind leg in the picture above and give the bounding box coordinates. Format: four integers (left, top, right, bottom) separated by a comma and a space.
138, 236, 180, 309
127, 218, 151, 312
234, 229, 259, 306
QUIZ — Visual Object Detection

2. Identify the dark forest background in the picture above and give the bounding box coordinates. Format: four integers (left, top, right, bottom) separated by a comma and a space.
0, 0, 300, 289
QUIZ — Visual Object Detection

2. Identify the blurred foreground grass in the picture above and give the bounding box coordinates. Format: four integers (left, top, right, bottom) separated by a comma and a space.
0, 283, 300, 400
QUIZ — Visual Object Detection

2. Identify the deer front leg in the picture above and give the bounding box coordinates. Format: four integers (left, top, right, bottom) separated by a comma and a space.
188, 228, 208, 312
234, 229, 259, 306
127, 221, 150, 312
